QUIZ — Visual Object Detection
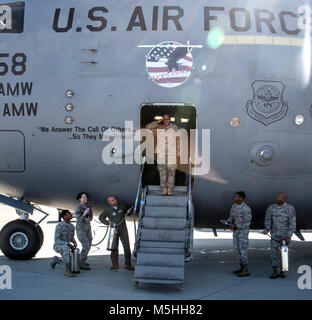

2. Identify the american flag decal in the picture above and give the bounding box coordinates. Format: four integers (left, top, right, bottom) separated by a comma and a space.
145, 41, 194, 88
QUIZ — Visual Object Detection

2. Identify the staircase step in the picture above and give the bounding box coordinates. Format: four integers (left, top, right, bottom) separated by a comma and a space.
136, 253, 184, 267
138, 247, 185, 254
142, 217, 186, 230
141, 229, 185, 242
133, 184, 190, 286
133, 278, 184, 285
146, 195, 187, 207
144, 206, 186, 218
148, 185, 187, 192
140, 241, 185, 249
147, 185, 187, 196
134, 265, 184, 281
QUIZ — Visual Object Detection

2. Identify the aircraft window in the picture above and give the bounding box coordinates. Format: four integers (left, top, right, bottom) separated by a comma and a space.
65, 90, 74, 98
65, 116, 73, 125
294, 114, 304, 126
65, 104, 74, 112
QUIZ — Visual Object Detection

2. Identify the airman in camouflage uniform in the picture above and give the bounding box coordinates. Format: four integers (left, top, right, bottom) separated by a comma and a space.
99, 196, 134, 270
146, 114, 180, 196
263, 192, 296, 279
222, 191, 252, 277
74, 192, 93, 270
51, 210, 77, 277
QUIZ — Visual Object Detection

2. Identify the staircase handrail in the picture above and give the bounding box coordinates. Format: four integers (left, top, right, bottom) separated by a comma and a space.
186, 157, 194, 261
133, 156, 146, 236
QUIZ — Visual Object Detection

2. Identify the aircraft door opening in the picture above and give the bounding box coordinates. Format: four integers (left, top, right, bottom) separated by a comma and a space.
140, 103, 197, 187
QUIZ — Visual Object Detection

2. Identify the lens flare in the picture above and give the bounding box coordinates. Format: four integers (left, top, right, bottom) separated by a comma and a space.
206, 27, 225, 49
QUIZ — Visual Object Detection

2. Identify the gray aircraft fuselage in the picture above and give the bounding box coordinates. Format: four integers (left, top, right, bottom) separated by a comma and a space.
0, 0, 311, 229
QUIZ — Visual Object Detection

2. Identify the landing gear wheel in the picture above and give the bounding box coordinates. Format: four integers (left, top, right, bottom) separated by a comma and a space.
0, 219, 41, 260
29, 220, 44, 250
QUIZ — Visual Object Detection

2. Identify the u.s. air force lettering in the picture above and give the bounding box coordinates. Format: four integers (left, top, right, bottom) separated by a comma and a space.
51, 5, 311, 35
246, 80, 288, 126
0, 2, 24, 33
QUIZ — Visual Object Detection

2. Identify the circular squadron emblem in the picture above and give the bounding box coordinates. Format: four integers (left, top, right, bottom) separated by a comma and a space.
145, 41, 193, 88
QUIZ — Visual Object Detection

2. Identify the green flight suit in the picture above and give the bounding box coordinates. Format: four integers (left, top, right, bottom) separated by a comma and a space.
99, 202, 131, 267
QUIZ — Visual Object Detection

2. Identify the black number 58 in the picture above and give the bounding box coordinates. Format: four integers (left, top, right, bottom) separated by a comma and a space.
0, 53, 27, 76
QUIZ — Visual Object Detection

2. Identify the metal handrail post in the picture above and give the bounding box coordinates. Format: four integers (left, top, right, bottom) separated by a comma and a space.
186, 157, 194, 261
133, 156, 146, 238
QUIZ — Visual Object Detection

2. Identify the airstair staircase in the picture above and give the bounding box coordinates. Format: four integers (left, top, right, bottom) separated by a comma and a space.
133, 182, 194, 290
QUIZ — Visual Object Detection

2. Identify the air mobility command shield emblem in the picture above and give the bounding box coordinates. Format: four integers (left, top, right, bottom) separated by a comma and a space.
246, 80, 288, 126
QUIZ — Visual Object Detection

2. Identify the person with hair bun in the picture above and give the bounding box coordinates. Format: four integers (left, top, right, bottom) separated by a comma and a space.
74, 192, 93, 270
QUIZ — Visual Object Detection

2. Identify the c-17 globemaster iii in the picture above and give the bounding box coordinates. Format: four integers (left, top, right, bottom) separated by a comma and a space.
0, 0, 311, 284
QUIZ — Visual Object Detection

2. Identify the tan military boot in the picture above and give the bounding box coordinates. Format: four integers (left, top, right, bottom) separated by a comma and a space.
167, 188, 174, 196
161, 188, 167, 196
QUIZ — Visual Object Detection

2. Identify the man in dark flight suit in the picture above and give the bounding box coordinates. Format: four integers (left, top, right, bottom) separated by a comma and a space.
99, 196, 134, 270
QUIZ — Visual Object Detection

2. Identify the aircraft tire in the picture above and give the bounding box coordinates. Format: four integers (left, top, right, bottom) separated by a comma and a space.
29, 219, 44, 250
0, 219, 41, 260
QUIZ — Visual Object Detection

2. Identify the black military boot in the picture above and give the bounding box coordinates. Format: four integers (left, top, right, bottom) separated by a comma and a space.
50, 256, 61, 269
279, 270, 286, 278
80, 259, 91, 270
233, 263, 243, 274
110, 265, 119, 270
270, 267, 279, 279
125, 264, 135, 270
237, 264, 250, 277
110, 251, 119, 270
64, 263, 75, 277
125, 256, 135, 270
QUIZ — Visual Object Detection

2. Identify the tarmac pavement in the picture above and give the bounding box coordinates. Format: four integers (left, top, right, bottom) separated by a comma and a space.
0, 204, 311, 300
